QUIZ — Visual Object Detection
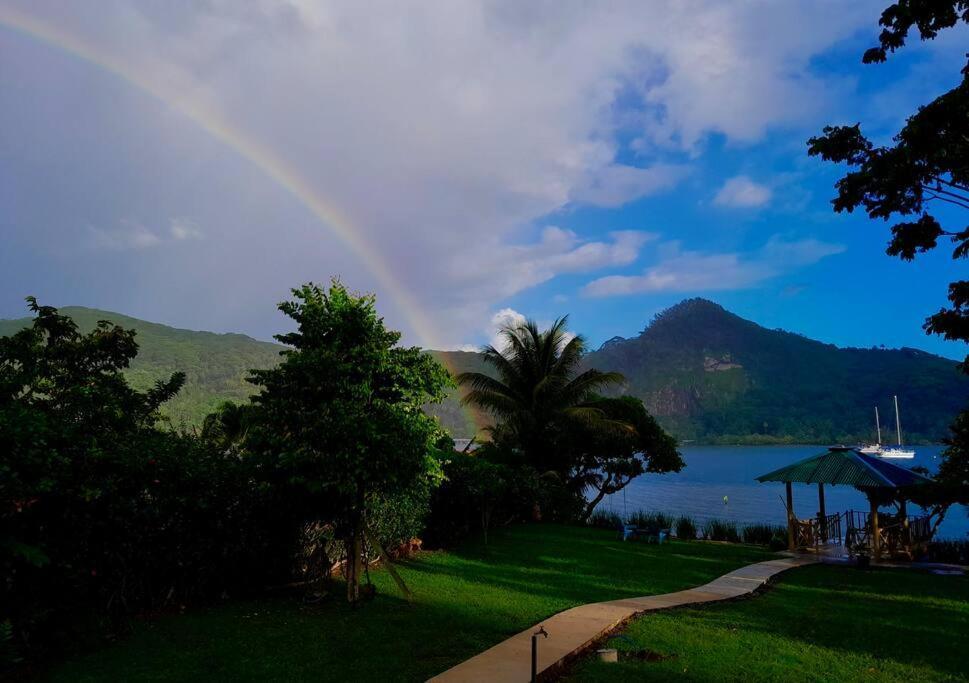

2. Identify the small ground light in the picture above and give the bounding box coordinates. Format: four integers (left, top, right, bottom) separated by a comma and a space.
531, 625, 548, 683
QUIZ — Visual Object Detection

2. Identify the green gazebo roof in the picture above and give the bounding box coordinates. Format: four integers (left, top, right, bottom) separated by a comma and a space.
755, 447, 933, 489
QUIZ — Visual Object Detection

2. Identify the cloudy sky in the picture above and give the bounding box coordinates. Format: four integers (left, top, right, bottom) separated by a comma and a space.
1, 1, 966, 357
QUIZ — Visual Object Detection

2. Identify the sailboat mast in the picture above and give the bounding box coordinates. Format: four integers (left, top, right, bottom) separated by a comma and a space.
894, 395, 902, 446
875, 406, 881, 444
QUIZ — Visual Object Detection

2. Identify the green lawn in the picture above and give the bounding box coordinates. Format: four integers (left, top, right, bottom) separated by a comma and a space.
47, 524, 772, 682
567, 564, 969, 682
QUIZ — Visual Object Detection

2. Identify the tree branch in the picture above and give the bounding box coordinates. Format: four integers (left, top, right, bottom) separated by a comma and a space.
923, 191, 969, 212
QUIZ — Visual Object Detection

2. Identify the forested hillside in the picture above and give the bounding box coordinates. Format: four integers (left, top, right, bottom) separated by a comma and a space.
3, 300, 965, 442
586, 299, 969, 443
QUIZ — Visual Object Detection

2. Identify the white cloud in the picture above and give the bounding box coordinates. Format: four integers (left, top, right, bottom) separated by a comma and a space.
89, 221, 162, 250
570, 163, 690, 208
583, 236, 845, 297
170, 218, 203, 240
10, 1, 879, 345
713, 175, 772, 208
480, 307, 576, 352
488, 307, 528, 350
445, 228, 656, 312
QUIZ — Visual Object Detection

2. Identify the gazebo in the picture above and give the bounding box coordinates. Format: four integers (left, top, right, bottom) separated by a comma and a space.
756, 446, 934, 559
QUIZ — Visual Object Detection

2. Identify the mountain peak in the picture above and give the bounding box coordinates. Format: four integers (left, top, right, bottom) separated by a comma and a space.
642, 298, 735, 336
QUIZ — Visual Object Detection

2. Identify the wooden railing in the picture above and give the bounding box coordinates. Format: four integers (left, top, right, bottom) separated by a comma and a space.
843, 509, 933, 558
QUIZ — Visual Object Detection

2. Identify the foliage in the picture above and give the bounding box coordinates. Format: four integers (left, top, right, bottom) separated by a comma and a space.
675, 516, 698, 540
457, 316, 624, 473
565, 396, 682, 520
808, 1, 969, 365
0, 300, 284, 658
627, 510, 674, 530
245, 281, 451, 603
571, 565, 969, 682
741, 523, 788, 546
808, 0, 969, 524
925, 538, 969, 564
703, 519, 741, 543
424, 441, 554, 547
587, 510, 623, 530
0, 306, 283, 428
457, 316, 680, 519
46, 525, 772, 683
0, 620, 20, 672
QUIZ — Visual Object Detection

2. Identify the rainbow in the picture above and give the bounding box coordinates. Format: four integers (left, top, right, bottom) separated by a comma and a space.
0, 7, 484, 435
0, 6, 440, 346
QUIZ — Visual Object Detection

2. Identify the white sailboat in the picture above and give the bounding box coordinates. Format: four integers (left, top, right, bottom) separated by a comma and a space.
880, 395, 915, 459
858, 406, 883, 455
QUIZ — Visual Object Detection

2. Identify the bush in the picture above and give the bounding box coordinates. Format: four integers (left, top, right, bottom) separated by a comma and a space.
424, 446, 543, 547
703, 519, 741, 543
587, 510, 623, 530
769, 532, 789, 551
925, 539, 969, 564
741, 523, 787, 545
627, 510, 674, 530
675, 516, 698, 540
0, 302, 295, 659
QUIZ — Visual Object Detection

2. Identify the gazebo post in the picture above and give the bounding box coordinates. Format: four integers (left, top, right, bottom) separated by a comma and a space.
869, 496, 880, 560
786, 481, 795, 551
900, 498, 910, 550
817, 483, 827, 542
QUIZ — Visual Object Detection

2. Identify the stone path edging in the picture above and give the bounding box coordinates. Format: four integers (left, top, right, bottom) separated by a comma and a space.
428, 555, 818, 683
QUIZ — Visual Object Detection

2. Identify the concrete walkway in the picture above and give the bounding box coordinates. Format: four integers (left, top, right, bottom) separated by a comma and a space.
428, 555, 818, 683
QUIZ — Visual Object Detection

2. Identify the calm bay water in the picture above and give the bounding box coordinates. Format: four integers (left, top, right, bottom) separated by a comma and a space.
598, 445, 969, 540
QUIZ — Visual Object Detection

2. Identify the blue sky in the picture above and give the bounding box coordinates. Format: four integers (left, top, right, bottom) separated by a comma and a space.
0, 1, 966, 360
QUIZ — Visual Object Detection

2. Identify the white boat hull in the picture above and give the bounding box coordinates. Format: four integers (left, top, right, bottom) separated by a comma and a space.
879, 448, 915, 459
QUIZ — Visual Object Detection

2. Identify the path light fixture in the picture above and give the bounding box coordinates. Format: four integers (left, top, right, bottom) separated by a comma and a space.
531, 625, 548, 683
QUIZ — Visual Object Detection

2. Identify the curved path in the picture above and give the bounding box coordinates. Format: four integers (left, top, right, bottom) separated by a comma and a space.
428, 555, 818, 683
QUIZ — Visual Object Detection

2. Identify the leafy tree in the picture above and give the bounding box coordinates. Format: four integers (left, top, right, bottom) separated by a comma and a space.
808, 1, 969, 531
1, 300, 280, 656
807, 1, 969, 366
246, 282, 451, 603
457, 316, 624, 475
566, 396, 683, 521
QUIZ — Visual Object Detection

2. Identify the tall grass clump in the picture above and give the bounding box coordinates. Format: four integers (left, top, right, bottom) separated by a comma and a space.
587, 509, 622, 530
741, 523, 787, 546
703, 519, 740, 543
675, 516, 698, 540
627, 510, 674, 530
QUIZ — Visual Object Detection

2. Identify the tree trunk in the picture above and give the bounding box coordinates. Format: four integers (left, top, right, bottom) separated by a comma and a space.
363, 522, 413, 602
580, 487, 609, 523
346, 509, 364, 604
579, 473, 614, 523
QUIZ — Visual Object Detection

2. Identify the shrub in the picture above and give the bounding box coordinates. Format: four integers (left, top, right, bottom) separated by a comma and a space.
627, 510, 674, 529
424, 445, 543, 548
703, 519, 741, 543
741, 523, 787, 545
925, 539, 969, 564
587, 510, 623, 530
0, 302, 294, 659
769, 532, 789, 551
675, 516, 698, 540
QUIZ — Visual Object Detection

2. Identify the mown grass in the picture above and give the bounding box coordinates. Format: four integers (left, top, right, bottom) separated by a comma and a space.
47, 524, 771, 682
567, 564, 969, 682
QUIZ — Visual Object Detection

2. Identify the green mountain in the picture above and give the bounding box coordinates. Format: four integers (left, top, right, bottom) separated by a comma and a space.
0, 307, 283, 428
586, 298, 969, 444
0, 306, 488, 434
2, 300, 966, 443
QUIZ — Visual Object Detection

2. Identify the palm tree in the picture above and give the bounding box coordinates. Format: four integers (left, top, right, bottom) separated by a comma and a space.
456, 316, 625, 474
